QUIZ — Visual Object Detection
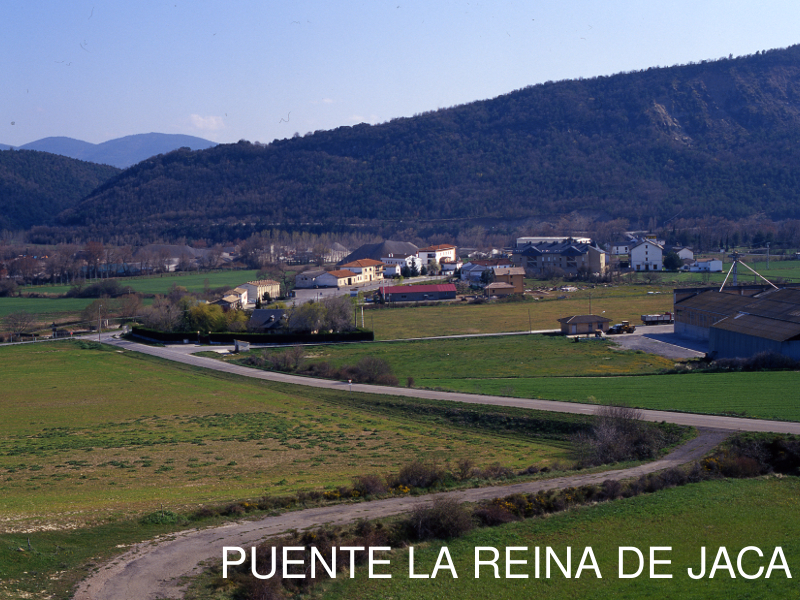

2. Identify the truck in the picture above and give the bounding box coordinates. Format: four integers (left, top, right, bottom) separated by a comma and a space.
607, 321, 636, 335
640, 312, 674, 325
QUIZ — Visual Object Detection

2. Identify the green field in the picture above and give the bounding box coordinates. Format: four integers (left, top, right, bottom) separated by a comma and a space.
21, 269, 263, 296
234, 335, 800, 422
368, 286, 674, 340
425, 371, 800, 422
0, 296, 100, 319
319, 477, 800, 600
0, 341, 574, 530
235, 335, 674, 379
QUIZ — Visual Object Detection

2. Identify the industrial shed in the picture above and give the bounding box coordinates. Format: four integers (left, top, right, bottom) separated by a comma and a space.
708, 289, 800, 359
379, 284, 457, 303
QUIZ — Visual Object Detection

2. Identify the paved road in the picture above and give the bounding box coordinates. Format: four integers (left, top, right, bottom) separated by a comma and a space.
73, 429, 729, 600
101, 334, 800, 434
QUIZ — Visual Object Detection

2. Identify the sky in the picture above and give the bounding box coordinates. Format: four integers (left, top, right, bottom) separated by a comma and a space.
3, 1, 800, 147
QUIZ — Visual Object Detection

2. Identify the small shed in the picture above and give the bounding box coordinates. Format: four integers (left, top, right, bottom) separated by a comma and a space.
557, 314, 612, 336
484, 282, 516, 297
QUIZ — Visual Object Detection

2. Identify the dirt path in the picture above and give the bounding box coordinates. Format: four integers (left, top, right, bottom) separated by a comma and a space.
73, 429, 728, 600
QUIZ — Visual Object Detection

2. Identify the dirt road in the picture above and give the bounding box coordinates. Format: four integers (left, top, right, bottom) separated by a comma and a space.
73, 429, 729, 600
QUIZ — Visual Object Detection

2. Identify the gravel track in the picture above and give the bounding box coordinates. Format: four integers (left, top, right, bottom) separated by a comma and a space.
74, 429, 729, 600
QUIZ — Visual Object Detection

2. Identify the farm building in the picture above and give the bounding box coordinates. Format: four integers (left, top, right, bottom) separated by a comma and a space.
557, 314, 611, 336
379, 284, 457, 303
674, 284, 800, 359
484, 282, 516, 297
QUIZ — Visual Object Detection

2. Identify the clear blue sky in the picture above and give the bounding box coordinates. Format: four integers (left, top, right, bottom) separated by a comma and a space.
3, 1, 800, 146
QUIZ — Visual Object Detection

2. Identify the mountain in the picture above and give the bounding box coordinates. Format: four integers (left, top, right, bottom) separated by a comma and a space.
12, 133, 217, 169
43, 45, 800, 242
0, 150, 120, 231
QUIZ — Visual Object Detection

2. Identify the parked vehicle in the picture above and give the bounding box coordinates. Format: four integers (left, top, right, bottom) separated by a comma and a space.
608, 321, 636, 334
641, 312, 674, 325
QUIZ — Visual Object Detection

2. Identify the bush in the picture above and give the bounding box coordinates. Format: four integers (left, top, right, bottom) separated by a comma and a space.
353, 356, 398, 385
573, 404, 668, 466
405, 497, 474, 541
395, 460, 445, 489
352, 474, 389, 497
139, 509, 186, 525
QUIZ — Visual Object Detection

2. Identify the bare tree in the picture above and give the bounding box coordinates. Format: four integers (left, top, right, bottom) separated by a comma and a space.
5, 311, 36, 341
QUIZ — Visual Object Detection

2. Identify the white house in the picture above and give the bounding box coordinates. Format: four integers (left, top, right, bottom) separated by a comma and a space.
294, 269, 326, 288
611, 241, 634, 256
630, 240, 663, 272
418, 244, 457, 265
689, 258, 723, 273
240, 279, 281, 305
382, 254, 422, 270
315, 269, 363, 288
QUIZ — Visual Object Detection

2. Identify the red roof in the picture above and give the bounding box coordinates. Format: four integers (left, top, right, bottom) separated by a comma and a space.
381, 284, 457, 294
325, 269, 358, 278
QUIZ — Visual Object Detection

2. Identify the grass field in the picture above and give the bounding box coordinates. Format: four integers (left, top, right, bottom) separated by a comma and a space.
318, 476, 800, 600
20, 269, 263, 296
0, 296, 100, 320
234, 334, 800, 422
368, 287, 674, 340
0, 341, 576, 531
424, 370, 800, 422
234, 335, 674, 379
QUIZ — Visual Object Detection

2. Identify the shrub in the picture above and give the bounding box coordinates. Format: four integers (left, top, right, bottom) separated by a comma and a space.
353, 356, 398, 385
139, 509, 185, 525
395, 460, 445, 489
456, 457, 476, 480
352, 474, 389, 497
473, 503, 520, 526
573, 404, 668, 466
405, 497, 473, 541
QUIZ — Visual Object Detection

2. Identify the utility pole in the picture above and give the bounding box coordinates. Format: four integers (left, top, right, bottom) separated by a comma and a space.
98, 303, 102, 342
766, 242, 770, 270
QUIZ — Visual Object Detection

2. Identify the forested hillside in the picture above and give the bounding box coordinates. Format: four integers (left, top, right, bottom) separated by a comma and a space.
0, 150, 120, 232
43, 45, 800, 241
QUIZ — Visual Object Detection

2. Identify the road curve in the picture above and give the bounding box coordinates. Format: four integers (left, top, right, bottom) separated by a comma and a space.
73, 428, 729, 600
101, 335, 800, 434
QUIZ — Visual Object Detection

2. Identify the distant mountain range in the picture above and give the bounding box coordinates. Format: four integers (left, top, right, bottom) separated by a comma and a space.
7, 46, 800, 243
1, 133, 216, 169
51, 45, 800, 243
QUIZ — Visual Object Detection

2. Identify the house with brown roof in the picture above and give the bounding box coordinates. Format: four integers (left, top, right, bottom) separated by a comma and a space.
315, 269, 363, 288
493, 267, 526, 294
340, 259, 384, 282
557, 314, 611, 336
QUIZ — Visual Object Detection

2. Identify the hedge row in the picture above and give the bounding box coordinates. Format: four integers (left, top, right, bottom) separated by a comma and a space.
129, 326, 373, 344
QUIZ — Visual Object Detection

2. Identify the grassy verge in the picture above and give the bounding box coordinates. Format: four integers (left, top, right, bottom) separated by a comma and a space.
313, 476, 800, 600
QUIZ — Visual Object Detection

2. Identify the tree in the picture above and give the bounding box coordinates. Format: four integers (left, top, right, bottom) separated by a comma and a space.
321, 295, 355, 332
663, 251, 682, 271
5, 311, 35, 341
143, 296, 182, 331
81, 298, 123, 330
287, 301, 326, 333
